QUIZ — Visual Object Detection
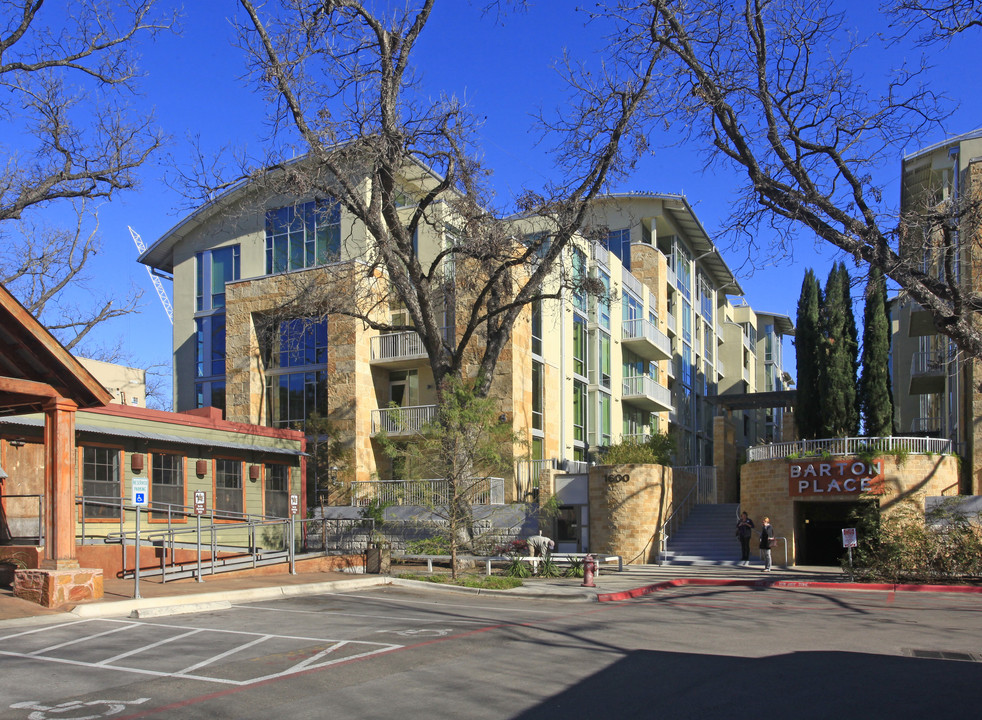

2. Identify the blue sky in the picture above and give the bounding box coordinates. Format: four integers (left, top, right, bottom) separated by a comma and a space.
41, 1, 982, 405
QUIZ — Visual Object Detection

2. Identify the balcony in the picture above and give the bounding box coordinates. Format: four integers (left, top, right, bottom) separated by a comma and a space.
717, 358, 725, 378
371, 404, 438, 436
665, 312, 677, 337
910, 417, 942, 436
370, 330, 427, 368
622, 375, 673, 413
909, 351, 946, 395
907, 301, 939, 337
621, 318, 671, 361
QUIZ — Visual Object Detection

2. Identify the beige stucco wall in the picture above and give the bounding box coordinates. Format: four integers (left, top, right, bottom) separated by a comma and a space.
740, 453, 959, 565
588, 463, 672, 564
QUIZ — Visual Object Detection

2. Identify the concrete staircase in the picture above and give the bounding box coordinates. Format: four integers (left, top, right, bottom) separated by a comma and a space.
659, 503, 742, 565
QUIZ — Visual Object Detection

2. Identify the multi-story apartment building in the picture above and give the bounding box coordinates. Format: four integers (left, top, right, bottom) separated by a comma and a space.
140, 163, 787, 504
892, 128, 982, 494
717, 302, 795, 454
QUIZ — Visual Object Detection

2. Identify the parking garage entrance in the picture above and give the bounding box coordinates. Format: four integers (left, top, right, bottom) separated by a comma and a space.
794, 500, 876, 566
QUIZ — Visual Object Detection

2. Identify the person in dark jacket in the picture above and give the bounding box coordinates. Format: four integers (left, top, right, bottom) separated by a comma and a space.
759, 517, 774, 572
736, 512, 755, 566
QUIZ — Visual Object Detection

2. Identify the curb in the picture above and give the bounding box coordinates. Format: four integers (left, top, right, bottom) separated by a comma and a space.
596, 577, 982, 602
68, 576, 391, 619
389, 577, 598, 601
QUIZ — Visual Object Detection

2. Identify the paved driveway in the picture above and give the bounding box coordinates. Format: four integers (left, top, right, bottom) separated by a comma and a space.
2, 583, 980, 719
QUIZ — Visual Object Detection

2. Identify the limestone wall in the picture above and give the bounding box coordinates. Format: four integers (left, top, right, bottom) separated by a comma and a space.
588, 463, 672, 564
740, 453, 959, 565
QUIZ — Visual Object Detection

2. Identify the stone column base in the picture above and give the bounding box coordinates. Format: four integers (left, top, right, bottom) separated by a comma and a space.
13, 568, 104, 608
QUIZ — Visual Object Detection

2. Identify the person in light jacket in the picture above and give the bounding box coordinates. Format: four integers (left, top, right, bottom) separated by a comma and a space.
759, 517, 774, 572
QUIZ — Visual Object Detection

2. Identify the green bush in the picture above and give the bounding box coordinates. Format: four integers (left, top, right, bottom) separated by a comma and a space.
847, 500, 982, 583
598, 433, 675, 465
564, 558, 585, 578
396, 572, 523, 589
405, 537, 450, 555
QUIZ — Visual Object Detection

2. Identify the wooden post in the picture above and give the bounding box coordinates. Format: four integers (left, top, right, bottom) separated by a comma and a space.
41, 396, 79, 570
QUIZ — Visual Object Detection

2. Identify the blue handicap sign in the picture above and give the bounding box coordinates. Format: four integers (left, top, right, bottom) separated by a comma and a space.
135, 492, 145, 504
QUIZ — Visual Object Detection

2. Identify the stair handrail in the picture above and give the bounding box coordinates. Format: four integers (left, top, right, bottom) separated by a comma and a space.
657, 480, 701, 565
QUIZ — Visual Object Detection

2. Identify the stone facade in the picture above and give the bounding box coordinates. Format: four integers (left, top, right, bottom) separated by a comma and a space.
14, 567, 104, 608
740, 453, 959, 565
588, 463, 672, 564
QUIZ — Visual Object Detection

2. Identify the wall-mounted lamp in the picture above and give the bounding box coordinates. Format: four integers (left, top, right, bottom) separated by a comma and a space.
131, 453, 144, 473
249, 465, 261, 481
8, 438, 26, 448
195, 459, 207, 477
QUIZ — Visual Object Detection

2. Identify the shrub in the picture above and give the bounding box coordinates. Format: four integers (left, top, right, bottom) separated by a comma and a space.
406, 537, 450, 555
598, 432, 675, 465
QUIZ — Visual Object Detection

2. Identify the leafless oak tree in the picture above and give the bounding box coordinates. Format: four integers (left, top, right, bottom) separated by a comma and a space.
596, 0, 982, 362
0, 0, 173, 348
230, 0, 654, 401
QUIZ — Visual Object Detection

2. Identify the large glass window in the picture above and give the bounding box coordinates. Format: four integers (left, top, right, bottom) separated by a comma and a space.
532, 360, 544, 432
151, 453, 185, 520
265, 199, 341, 274
265, 465, 290, 518
531, 301, 542, 356
572, 247, 587, 312
266, 371, 328, 429
598, 333, 611, 389
215, 459, 243, 517
210, 246, 240, 309
573, 316, 587, 377
598, 270, 611, 330
573, 380, 587, 443
81, 446, 120, 519
266, 318, 328, 369
674, 243, 691, 300
607, 228, 631, 270
599, 392, 611, 446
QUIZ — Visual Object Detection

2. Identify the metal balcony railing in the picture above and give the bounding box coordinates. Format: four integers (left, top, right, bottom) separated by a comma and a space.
622, 375, 673, 412
622, 318, 672, 360
371, 405, 438, 435
746, 436, 953, 462
349, 477, 505, 506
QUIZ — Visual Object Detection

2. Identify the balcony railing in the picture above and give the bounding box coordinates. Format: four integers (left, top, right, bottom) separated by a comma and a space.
621, 318, 671, 361
665, 312, 677, 336
717, 358, 725, 377
371, 327, 451, 365
370, 404, 438, 435
909, 350, 947, 395
910, 417, 942, 435
622, 375, 673, 413
746, 436, 953, 462
350, 477, 505, 506
622, 267, 644, 298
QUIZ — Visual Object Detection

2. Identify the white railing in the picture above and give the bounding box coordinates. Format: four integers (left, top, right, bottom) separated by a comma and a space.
665, 312, 676, 335
742, 365, 750, 382
515, 458, 558, 495
911, 350, 947, 375
746, 436, 954, 462
717, 358, 725, 377
593, 243, 609, 269
371, 330, 426, 361
666, 265, 677, 289
371, 405, 438, 435
621, 432, 653, 444
623, 375, 673, 409
622, 267, 644, 298
350, 477, 505, 506
622, 318, 672, 358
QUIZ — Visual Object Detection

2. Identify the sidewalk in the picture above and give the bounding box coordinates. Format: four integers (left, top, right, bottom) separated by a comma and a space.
2, 561, 974, 628
0, 561, 839, 625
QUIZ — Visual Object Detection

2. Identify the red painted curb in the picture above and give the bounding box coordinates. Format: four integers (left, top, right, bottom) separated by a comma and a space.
596, 577, 982, 602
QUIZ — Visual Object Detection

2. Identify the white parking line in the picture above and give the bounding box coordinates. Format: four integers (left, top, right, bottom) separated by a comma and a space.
177, 634, 272, 675
231, 603, 488, 624
0, 617, 404, 687
29, 623, 138, 656
97, 629, 203, 666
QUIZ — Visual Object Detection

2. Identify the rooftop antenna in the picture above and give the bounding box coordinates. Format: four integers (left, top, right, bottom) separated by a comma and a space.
129, 226, 174, 325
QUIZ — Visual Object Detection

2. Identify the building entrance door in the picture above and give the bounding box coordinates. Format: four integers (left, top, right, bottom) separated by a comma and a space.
795, 500, 874, 566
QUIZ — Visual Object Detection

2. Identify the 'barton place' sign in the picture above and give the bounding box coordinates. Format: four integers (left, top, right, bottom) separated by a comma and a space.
788, 459, 885, 496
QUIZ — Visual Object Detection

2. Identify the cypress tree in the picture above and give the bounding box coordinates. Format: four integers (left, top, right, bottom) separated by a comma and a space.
839, 263, 860, 435
819, 263, 856, 437
860, 267, 894, 436
795, 270, 822, 439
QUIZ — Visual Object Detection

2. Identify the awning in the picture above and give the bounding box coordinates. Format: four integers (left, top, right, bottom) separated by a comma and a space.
0, 416, 305, 457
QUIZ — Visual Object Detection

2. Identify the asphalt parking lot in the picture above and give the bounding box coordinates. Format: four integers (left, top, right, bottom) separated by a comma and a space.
2, 583, 980, 719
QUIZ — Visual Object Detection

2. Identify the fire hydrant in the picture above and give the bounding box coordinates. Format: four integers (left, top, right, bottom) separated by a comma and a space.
581, 554, 596, 587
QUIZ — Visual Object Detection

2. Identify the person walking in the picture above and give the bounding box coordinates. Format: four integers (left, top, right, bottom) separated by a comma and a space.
759, 517, 775, 572
736, 511, 754, 566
